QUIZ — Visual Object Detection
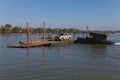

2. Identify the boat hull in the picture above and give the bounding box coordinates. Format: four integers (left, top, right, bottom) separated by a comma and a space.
74, 38, 114, 44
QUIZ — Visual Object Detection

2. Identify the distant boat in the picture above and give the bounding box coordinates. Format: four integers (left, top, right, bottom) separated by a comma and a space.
7, 22, 51, 48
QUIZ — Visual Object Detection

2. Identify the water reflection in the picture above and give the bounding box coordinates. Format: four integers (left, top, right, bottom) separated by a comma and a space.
26, 47, 47, 67
26, 48, 30, 65
42, 46, 47, 65
26, 48, 30, 72
90, 45, 107, 54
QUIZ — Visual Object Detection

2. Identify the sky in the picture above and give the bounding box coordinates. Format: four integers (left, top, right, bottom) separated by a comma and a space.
0, 0, 120, 30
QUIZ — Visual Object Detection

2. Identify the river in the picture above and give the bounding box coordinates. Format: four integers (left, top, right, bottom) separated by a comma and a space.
0, 34, 120, 80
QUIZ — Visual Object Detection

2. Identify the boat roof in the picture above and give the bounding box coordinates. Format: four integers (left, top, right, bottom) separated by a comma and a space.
90, 32, 107, 37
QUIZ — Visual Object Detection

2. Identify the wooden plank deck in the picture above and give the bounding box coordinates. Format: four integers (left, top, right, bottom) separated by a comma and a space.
7, 40, 74, 48
7, 43, 51, 48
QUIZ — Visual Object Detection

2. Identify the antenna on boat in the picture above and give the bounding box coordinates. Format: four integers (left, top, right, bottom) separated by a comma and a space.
26, 23, 30, 44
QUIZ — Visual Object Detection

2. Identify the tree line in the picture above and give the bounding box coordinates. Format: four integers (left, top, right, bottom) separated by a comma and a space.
0, 24, 82, 35
0, 24, 119, 35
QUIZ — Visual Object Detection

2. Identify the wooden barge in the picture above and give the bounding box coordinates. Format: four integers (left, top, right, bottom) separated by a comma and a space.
7, 24, 114, 48
7, 43, 50, 48
7, 40, 51, 48
7, 22, 51, 48
7, 43, 51, 48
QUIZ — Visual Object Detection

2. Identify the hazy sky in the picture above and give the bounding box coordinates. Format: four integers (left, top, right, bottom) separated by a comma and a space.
0, 0, 120, 30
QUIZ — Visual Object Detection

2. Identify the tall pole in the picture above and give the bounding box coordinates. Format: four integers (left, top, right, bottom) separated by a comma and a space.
26, 23, 29, 43
43, 21, 46, 43
73, 27, 76, 40
86, 25, 89, 38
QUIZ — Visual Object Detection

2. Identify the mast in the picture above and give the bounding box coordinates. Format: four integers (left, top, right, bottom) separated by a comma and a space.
26, 23, 30, 43
86, 25, 89, 38
43, 21, 46, 43
73, 27, 76, 40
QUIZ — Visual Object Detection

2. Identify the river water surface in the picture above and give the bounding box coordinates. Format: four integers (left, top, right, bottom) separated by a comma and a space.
0, 34, 120, 80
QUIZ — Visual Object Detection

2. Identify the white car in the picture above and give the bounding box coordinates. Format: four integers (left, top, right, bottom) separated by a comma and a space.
55, 33, 72, 41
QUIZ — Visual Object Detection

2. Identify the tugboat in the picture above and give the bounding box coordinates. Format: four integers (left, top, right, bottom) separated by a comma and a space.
74, 26, 114, 44
74, 32, 114, 44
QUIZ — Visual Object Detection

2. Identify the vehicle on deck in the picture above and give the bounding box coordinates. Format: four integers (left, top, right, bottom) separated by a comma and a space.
55, 33, 72, 41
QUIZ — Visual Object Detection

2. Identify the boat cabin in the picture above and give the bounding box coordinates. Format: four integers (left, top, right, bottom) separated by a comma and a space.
89, 32, 107, 42
75, 32, 113, 44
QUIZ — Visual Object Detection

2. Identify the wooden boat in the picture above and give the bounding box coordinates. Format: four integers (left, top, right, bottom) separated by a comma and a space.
7, 22, 51, 48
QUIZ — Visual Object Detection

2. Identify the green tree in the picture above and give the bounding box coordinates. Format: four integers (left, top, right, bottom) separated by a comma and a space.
12, 26, 22, 33
2, 24, 12, 34
32, 28, 42, 34
0, 25, 3, 33
52, 28, 61, 34
22, 28, 26, 33
47, 28, 52, 33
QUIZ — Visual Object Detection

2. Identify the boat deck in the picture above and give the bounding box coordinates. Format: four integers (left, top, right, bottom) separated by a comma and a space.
7, 42, 51, 48
7, 40, 74, 48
